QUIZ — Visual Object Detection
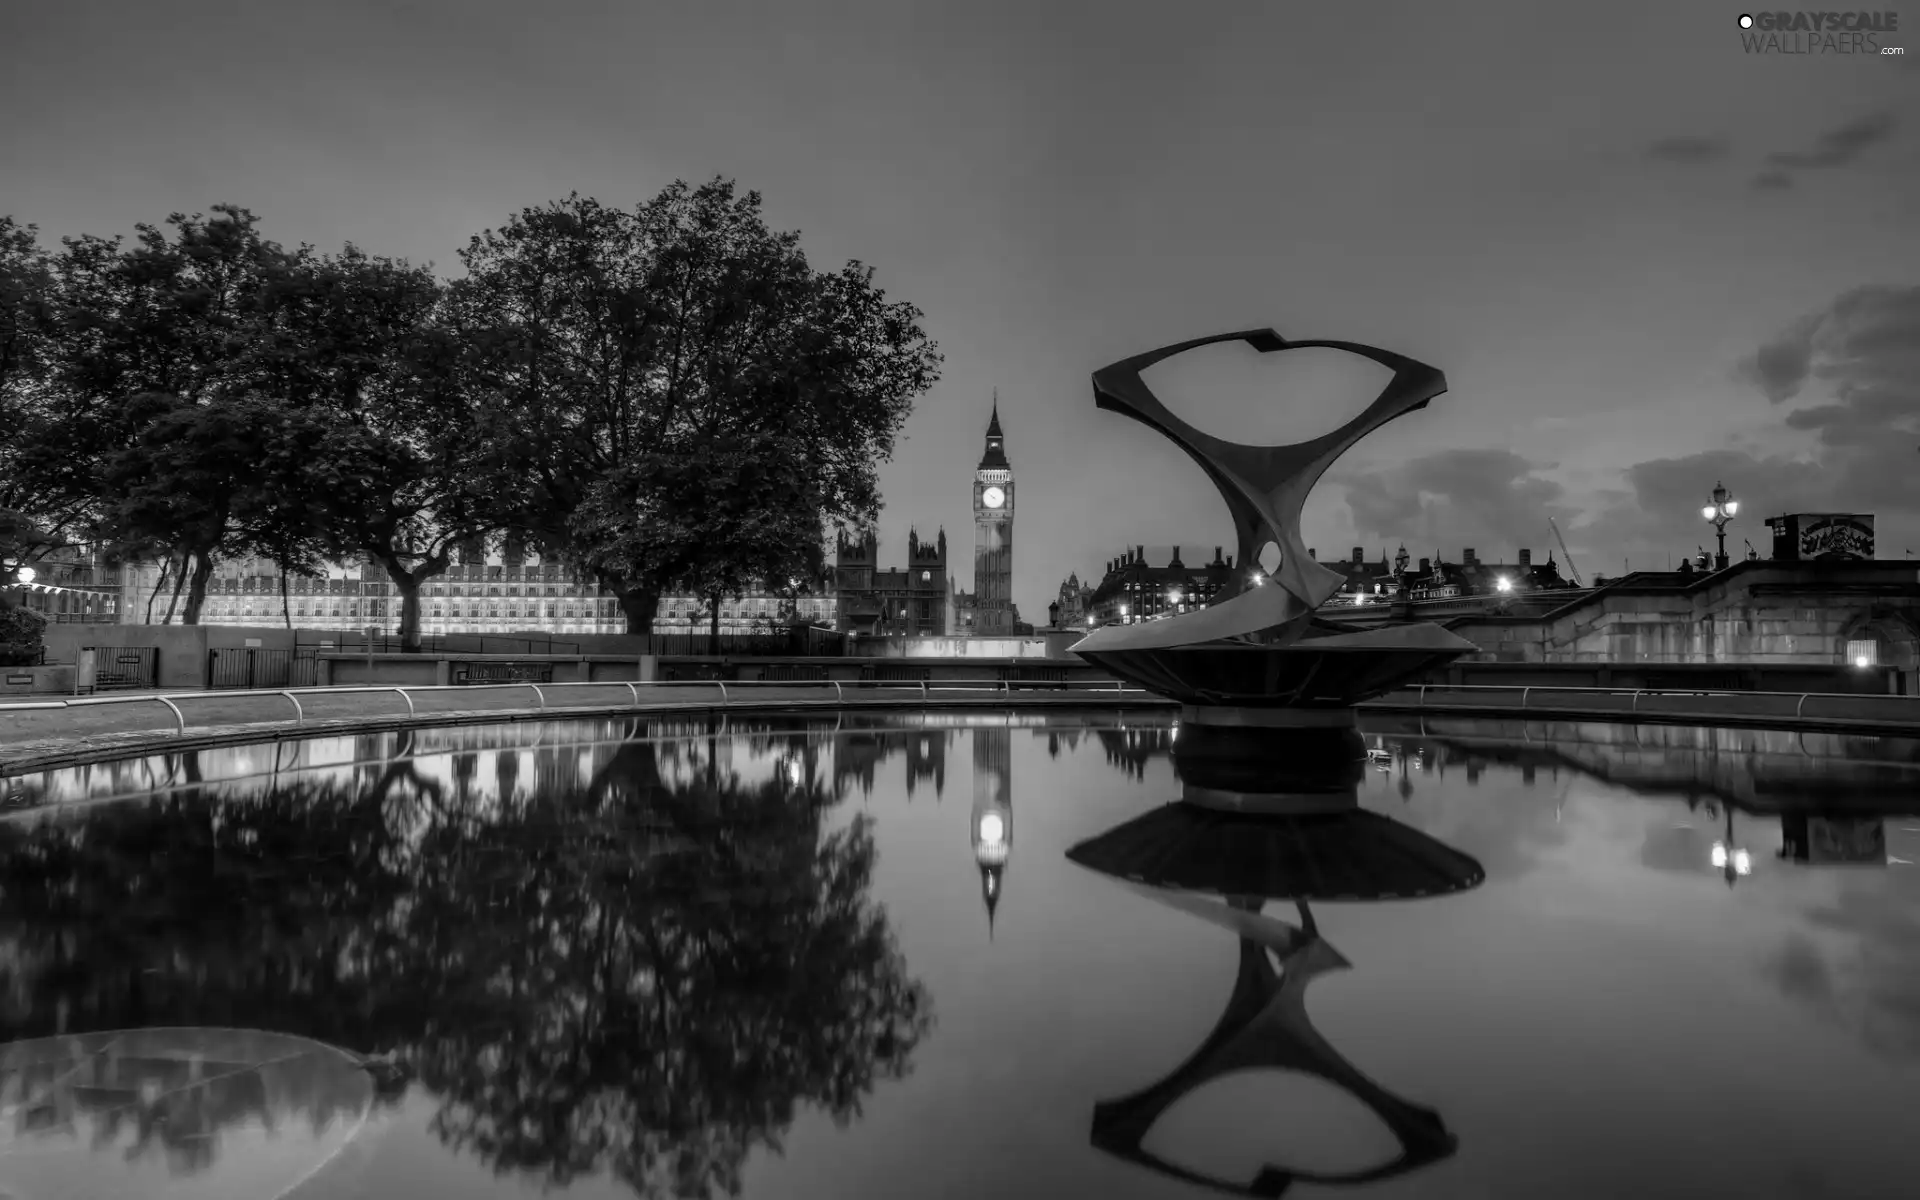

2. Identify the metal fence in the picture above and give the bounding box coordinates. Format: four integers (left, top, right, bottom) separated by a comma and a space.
0, 676, 1163, 740
83, 646, 158, 690
207, 647, 295, 690
645, 627, 847, 657
8, 678, 1920, 749
286, 626, 846, 659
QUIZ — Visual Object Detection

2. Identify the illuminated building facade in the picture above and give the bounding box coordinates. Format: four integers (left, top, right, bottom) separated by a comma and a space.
114, 542, 837, 635
1088, 545, 1236, 627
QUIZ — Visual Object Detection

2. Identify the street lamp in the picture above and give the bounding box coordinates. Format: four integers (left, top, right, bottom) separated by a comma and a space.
1702, 483, 1738, 571
1494, 576, 1513, 594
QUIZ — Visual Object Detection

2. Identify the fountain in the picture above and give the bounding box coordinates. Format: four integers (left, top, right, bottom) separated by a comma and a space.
1071, 330, 1478, 762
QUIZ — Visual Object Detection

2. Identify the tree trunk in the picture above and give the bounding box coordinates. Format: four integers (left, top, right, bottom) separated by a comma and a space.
145, 556, 175, 625
707, 590, 722, 657
280, 566, 292, 628
375, 549, 450, 653
162, 551, 189, 624
181, 550, 216, 625
600, 573, 661, 639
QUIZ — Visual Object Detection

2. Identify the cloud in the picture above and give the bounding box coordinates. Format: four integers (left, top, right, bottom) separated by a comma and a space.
1339, 448, 1580, 560
1645, 134, 1733, 163
1576, 285, 1920, 568
1740, 284, 1920, 432
1750, 169, 1794, 190
1767, 885, 1920, 1060
1763, 109, 1900, 173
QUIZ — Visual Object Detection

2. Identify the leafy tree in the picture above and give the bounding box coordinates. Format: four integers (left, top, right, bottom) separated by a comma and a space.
259, 247, 499, 649
576, 431, 831, 654
44, 207, 304, 622
453, 179, 941, 636
0, 217, 74, 588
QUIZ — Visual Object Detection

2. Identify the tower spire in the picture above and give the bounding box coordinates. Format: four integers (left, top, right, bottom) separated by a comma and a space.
987, 388, 1003, 438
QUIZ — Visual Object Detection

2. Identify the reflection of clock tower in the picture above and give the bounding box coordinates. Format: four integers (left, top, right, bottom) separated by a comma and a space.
970, 725, 1012, 938
973, 396, 1015, 634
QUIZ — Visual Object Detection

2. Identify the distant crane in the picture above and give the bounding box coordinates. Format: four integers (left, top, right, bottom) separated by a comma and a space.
1547, 517, 1585, 587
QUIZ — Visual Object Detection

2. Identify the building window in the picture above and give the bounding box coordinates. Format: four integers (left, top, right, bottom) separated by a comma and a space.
1847, 639, 1878, 667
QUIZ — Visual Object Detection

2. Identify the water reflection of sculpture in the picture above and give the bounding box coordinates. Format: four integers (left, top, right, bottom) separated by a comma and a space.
1065, 737, 1483, 1196
0, 724, 932, 1199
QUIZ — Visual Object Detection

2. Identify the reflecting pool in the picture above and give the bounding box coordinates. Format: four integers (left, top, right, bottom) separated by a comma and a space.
1, 709, 1917, 1199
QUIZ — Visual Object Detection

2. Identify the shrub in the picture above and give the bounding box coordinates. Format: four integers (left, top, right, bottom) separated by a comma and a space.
0, 603, 47, 666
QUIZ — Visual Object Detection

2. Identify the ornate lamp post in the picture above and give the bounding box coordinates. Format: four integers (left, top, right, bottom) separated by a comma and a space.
1701, 483, 1738, 571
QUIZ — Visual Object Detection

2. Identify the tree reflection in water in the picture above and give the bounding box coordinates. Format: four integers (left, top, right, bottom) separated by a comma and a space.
0, 721, 932, 1199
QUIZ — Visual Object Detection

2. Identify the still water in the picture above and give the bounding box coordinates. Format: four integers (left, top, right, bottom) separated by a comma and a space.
0, 709, 1917, 1200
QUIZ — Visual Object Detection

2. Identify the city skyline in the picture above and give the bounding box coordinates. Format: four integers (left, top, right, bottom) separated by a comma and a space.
4, 1, 1916, 623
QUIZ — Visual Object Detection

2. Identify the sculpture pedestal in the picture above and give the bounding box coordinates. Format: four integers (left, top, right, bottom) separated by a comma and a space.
1178, 704, 1358, 729
1173, 712, 1367, 799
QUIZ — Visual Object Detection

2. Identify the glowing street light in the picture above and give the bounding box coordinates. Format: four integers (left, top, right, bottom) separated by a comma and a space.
1167, 588, 1182, 604
1702, 482, 1739, 571
1494, 576, 1513, 594
1709, 804, 1752, 887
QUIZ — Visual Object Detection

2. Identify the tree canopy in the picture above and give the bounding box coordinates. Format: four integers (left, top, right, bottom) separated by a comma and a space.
0, 181, 939, 644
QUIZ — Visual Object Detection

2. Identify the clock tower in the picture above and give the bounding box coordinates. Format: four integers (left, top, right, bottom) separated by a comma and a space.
972, 395, 1015, 634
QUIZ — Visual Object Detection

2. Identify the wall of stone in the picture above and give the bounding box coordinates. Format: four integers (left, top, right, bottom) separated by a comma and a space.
1447, 562, 1920, 690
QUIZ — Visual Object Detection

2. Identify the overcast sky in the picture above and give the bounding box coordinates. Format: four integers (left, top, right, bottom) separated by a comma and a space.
4, 0, 1916, 617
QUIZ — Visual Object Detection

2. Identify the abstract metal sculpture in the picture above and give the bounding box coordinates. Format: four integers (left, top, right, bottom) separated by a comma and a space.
1071, 331, 1477, 741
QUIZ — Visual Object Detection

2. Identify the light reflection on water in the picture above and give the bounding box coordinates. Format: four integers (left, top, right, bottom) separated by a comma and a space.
0, 710, 1915, 1200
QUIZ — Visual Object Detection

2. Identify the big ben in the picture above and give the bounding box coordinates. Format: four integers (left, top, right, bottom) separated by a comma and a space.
973, 397, 1015, 634
970, 723, 1012, 938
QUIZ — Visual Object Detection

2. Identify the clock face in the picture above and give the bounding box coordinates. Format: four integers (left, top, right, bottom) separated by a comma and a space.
981, 486, 1005, 509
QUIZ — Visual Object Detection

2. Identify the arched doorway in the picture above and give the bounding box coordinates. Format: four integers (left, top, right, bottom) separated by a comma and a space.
1839, 609, 1920, 695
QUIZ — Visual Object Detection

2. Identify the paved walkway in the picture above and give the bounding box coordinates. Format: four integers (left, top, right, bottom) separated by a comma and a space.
0, 683, 1172, 776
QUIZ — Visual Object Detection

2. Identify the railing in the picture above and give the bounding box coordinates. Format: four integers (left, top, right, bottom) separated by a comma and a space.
12, 678, 1918, 746
0, 677, 1161, 739
1375, 682, 1920, 726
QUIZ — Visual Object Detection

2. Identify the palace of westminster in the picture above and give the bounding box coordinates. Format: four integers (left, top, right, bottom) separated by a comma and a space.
12, 405, 1030, 640
10, 399, 1574, 637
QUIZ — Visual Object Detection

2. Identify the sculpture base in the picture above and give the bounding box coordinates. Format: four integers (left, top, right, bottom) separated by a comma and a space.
1172, 717, 1367, 795
1179, 705, 1357, 730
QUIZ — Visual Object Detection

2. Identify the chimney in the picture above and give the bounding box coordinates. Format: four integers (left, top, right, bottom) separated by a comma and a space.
1518, 548, 1531, 567
1136, 545, 1145, 562
1418, 557, 1431, 574
1351, 546, 1363, 565
1463, 548, 1477, 565
1213, 545, 1224, 565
